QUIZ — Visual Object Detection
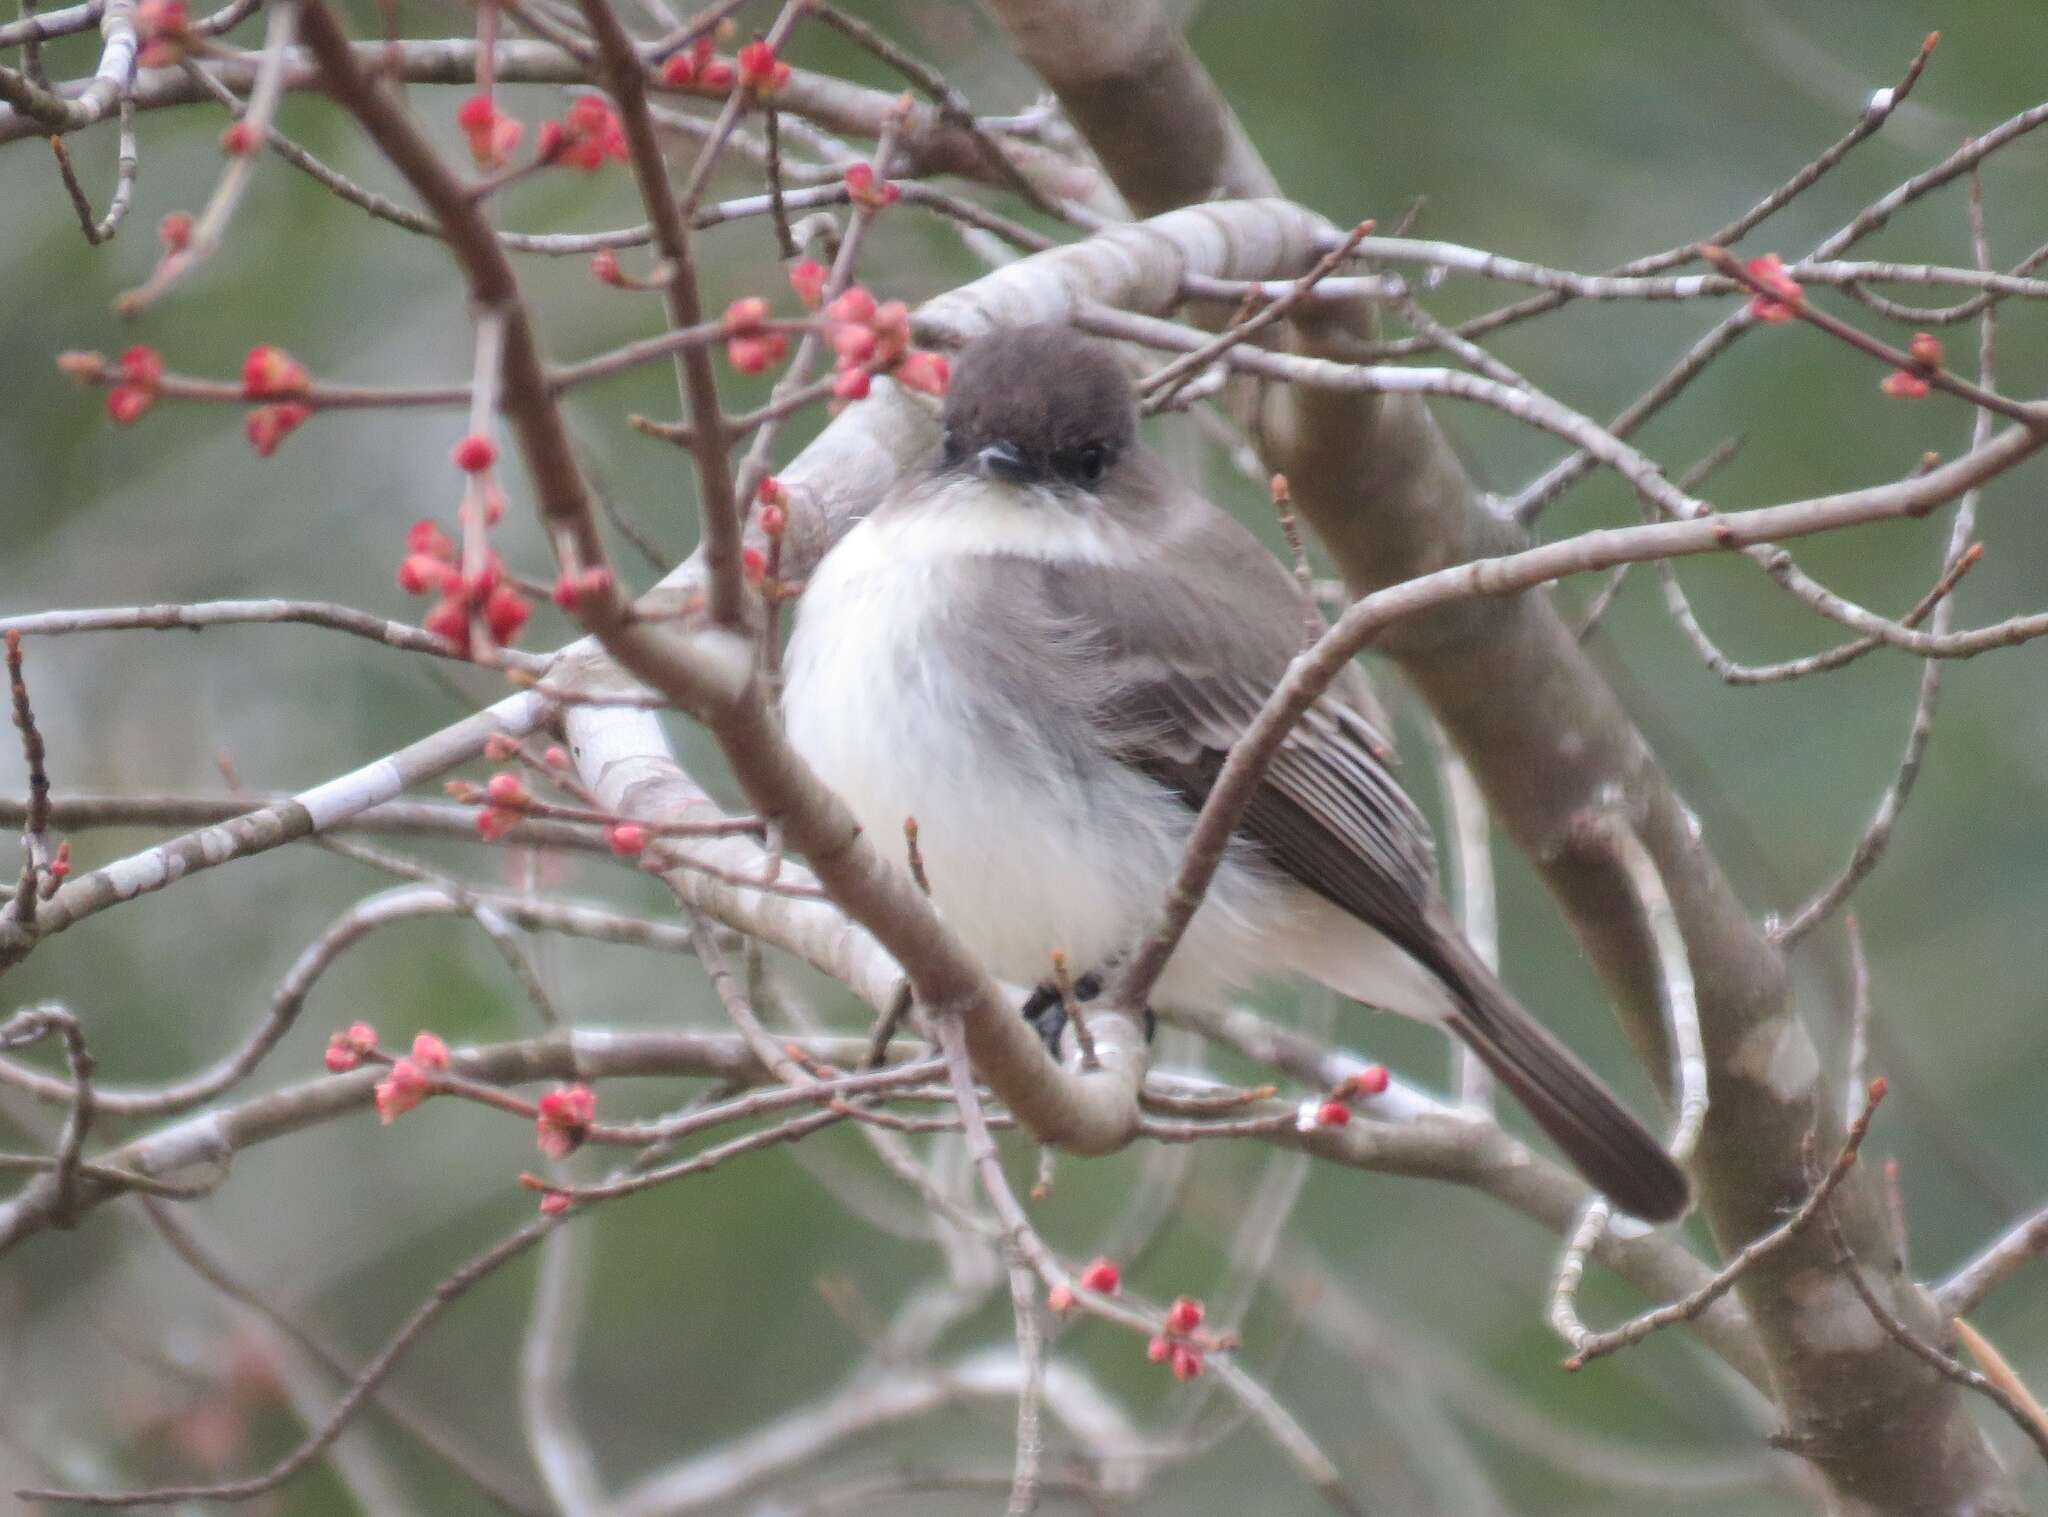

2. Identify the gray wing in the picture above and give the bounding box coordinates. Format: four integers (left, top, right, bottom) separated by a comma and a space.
1026, 488, 1443, 958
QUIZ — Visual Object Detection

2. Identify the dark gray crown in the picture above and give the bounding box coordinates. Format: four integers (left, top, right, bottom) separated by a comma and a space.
938, 324, 1136, 489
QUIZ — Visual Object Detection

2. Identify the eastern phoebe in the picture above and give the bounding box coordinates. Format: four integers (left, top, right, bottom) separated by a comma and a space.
782, 324, 1688, 1222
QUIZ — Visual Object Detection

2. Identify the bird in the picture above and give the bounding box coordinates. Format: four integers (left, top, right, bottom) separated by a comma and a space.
781, 322, 1689, 1222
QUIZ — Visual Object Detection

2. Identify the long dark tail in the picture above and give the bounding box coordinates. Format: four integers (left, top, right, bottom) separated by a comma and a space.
1419, 917, 1690, 1222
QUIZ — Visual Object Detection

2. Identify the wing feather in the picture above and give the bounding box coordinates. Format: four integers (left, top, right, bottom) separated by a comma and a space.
1023, 488, 1441, 959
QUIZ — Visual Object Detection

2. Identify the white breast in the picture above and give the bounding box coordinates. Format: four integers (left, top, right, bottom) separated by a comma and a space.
781, 499, 1292, 1002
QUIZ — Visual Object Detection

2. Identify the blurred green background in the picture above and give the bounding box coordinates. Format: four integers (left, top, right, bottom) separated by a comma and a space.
4, 2, 2047, 1512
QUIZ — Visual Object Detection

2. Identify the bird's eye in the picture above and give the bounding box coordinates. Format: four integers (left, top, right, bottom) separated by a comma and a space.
1057, 443, 1109, 486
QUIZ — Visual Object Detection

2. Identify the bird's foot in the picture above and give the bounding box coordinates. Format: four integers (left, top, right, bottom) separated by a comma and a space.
1019, 972, 1153, 1061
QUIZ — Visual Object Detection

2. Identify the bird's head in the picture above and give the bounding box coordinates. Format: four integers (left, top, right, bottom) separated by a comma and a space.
936, 324, 1137, 494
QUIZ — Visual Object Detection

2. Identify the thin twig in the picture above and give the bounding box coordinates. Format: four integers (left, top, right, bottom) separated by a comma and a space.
810, 2, 1063, 217
117, 0, 299, 314
1770, 178, 1998, 948
0, 1005, 95, 1221
1559, 1083, 1885, 1369
48, 77, 137, 243
1698, 243, 2040, 428
5, 630, 52, 923
1940, 1205, 2048, 1318
1819, 1188, 2048, 1467
763, 105, 797, 258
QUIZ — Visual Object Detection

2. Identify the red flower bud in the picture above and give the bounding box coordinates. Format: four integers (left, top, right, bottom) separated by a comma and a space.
243, 402, 310, 457
158, 211, 193, 251
659, 51, 696, 87
105, 384, 154, 425
1165, 1295, 1204, 1334
894, 349, 949, 397
397, 554, 452, 595
726, 333, 788, 374
830, 323, 877, 365
543, 744, 570, 770
241, 344, 309, 399
451, 433, 497, 473
473, 112, 524, 169
844, 162, 898, 210
1743, 253, 1802, 323
423, 598, 471, 649
1077, 1257, 1121, 1295
606, 822, 650, 856
757, 502, 787, 537
118, 344, 164, 388
1170, 1345, 1203, 1381
742, 545, 768, 583
737, 38, 789, 93
831, 367, 871, 402
539, 1192, 573, 1216
872, 301, 910, 360
552, 565, 615, 610
536, 1083, 596, 1158
699, 59, 734, 90
408, 519, 456, 559
1147, 1335, 1171, 1363
590, 250, 626, 286
1339, 1064, 1389, 1098
1880, 370, 1930, 399
723, 296, 770, 334
410, 1032, 451, 1071
486, 772, 530, 808
1907, 332, 1943, 368
476, 806, 518, 840
375, 1058, 433, 1122
455, 93, 496, 131
485, 585, 530, 645
1316, 1099, 1351, 1127
219, 120, 259, 156
826, 287, 876, 326
787, 259, 827, 309
1046, 1284, 1076, 1314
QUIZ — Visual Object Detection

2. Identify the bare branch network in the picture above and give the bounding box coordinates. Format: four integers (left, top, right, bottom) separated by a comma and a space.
4, 4, 2048, 1512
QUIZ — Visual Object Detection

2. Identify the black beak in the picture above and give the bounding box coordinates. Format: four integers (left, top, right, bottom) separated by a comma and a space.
974, 441, 1034, 484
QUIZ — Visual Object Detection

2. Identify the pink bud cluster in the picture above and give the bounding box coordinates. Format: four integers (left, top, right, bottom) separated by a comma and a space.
659, 34, 737, 91
1314, 1063, 1390, 1127
240, 345, 312, 457
538, 96, 628, 172
397, 520, 530, 654
372, 1032, 451, 1122
135, 0, 188, 67
102, 345, 164, 425
1147, 1295, 1210, 1382
536, 1084, 596, 1158
1882, 331, 1943, 400
722, 296, 788, 374
457, 93, 525, 169
821, 286, 948, 401
1743, 254, 1802, 324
